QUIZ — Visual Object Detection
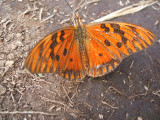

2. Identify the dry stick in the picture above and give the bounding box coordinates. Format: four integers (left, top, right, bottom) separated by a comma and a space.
101, 101, 118, 109
39, 8, 43, 21
108, 86, 126, 96
130, 60, 134, 68
0, 111, 58, 116
19, 5, 38, 18
145, 50, 154, 65
40, 14, 55, 23
128, 92, 147, 99
0, 18, 8, 24
91, 0, 158, 23
60, 18, 70, 24
39, 7, 56, 23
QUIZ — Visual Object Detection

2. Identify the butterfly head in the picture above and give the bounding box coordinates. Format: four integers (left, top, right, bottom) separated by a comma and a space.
72, 14, 83, 27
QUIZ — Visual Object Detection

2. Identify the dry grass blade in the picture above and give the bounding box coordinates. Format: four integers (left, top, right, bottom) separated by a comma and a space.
91, 0, 158, 23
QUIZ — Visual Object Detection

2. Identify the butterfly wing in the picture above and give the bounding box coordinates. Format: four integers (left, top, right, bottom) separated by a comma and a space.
85, 22, 155, 77
25, 27, 85, 81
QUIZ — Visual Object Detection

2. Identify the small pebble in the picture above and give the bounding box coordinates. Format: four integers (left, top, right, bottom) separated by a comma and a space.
16, 33, 22, 37
15, 40, 23, 46
99, 114, 103, 119
0, 53, 4, 59
5, 60, 14, 67
137, 117, 143, 120
7, 53, 14, 59
8, 43, 17, 50
0, 85, 6, 95
0, 60, 5, 67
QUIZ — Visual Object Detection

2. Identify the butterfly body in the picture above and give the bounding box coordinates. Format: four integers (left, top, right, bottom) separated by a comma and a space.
75, 26, 89, 70
25, 16, 155, 81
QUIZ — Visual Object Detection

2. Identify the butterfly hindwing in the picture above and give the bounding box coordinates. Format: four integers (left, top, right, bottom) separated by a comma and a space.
85, 36, 120, 77
62, 39, 86, 80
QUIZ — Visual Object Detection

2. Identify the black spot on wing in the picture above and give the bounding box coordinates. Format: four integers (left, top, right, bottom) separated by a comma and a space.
114, 29, 124, 35
104, 27, 110, 32
104, 39, 111, 46
56, 55, 60, 61
70, 58, 73, 62
60, 36, 65, 41
52, 33, 58, 41
61, 30, 65, 36
63, 48, 67, 56
110, 23, 124, 35
111, 24, 120, 29
122, 36, 128, 44
101, 24, 110, 32
50, 33, 58, 59
50, 42, 57, 50
117, 42, 122, 48
101, 24, 106, 28
99, 53, 103, 56
60, 30, 65, 41
50, 50, 54, 59
128, 25, 137, 32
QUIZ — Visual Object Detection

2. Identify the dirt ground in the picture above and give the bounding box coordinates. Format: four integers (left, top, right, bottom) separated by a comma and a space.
0, 0, 160, 120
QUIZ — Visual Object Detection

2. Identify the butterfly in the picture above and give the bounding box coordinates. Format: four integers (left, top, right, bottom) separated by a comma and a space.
25, 14, 155, 81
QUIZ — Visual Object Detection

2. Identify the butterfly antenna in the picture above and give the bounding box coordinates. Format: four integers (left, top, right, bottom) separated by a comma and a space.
64, 0, 76, 17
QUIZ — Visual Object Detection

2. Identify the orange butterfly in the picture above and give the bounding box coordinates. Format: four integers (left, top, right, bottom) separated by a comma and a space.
25, 13, 155, 81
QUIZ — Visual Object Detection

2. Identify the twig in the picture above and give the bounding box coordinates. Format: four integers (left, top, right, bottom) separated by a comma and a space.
40, 14, 55, 23
2, 66, 9, 77
108, 86, 126, 96
46, 89, 56, 95
145, 51, 154, 65
39, 8, 43, 21
128, 92, 147, 99
91, 0, 158, 23
101, 101, 118, 109
130, 60, 134, 68
60, 18, 70, 24
0, 111, 58, 116
19, 5, 38, 17
0, 18, 8, 24
86, 0, 101, 5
